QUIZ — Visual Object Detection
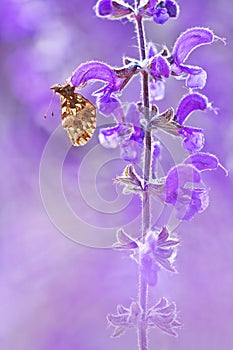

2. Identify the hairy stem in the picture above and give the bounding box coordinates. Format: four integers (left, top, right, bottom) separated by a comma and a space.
135, 14, 152, 350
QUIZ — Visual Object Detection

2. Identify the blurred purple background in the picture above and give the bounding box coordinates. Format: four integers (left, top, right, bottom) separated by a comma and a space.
1, 0, 233, 349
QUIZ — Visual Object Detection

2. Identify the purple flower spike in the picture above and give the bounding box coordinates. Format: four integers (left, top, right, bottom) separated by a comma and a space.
175, 93, 209, 125
95, 0, 133, 19
179, 126, 205, 153
184, 152, 219, 171
165, 164, 209, 220
171, 27, 215, 89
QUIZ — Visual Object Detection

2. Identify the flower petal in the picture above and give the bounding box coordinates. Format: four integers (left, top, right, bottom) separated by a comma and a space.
172, 27, 214, 65
99, 123, 132, 148
71, 61, 121, 91
165, 164, 201, 204
147, 42, 158, 58
111, 326, 126, 337
184, 152, 219, 171
165, 0, 179, 18
151, 140, 161, 175
175, 93, 209, 125
164, 164, 210, 221
125, 103, 141, 127
180, 188, 209, 220
152, 0, 179, 24
150, 54, 170, 78
185, 67, 207, 89
153, 8, 169, 24
95, 0, 112, 16
120, 127, 144, 163
141, 253, 160, 286
97, 92, 122, 117
95, 0, 133, 19
147, 298, 181, 336
113, 228, 138, 250
147, 0, 157, 7
179, 126, 205, 153
157, 226, 169, 243
150, 80, 165, 101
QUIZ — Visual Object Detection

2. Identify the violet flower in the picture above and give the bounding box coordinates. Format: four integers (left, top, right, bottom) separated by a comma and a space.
113, 227, 139, 250
149, 93, 213, 153
145, 27, 219, 100
149, 53, 170, 79
164, 164, 209, 220
108, 297, 181, 338
99, 104, 144, 163
184, 152, 219, 171
112, 225, 179, 287
183, 151, 228, 174
70, 61, 139, 117
95, 0, 180, 24
132, 227, 179, 286
150, 152, 223, 221
107, 301, 142, 337
150, 79, 166, 101
179, 126, 205, 153
175, 92, 212, 152
95, 0, 133, 19
147, 42, 169, 101
171, 27, 215, 89
148, 53, 170, 100
147, 297, 182, 336
139, 0, 180, 25
113, 225, 179, 287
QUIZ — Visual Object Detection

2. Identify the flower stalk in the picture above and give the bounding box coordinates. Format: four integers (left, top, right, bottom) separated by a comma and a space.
135, 13, 151, 350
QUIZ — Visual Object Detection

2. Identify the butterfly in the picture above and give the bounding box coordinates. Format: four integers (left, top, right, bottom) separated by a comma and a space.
50, 83, 96, 146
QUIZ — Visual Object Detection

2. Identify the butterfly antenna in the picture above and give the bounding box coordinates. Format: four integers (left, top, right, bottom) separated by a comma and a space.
43, 91, 56, 119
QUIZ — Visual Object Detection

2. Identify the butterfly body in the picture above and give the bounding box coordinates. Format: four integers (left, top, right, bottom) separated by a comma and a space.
51, 83, 96, 146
